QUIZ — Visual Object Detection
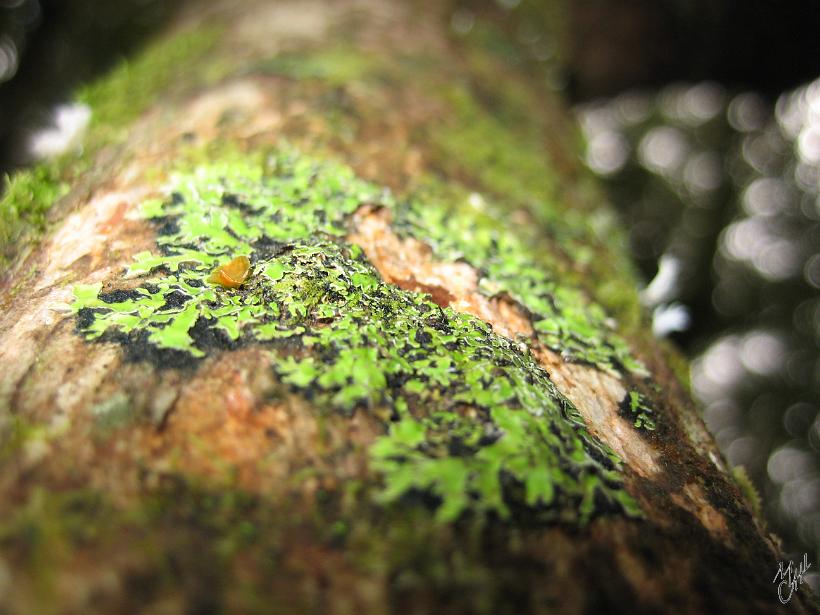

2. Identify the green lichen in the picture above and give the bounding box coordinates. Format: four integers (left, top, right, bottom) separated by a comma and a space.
430, 83, 638, 285
70, 146, 643, 524
427, 43, 646, 343
621, 390, 656, 431
243, 42, 645, 351
390, 183, 644, 373
72, 150, 387, 358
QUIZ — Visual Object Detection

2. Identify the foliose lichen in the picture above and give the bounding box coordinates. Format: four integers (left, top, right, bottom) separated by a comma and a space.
246, 41, 646, 348
620, 390, 657, 431
70, 146, 643, 523
389, 183, 645, 373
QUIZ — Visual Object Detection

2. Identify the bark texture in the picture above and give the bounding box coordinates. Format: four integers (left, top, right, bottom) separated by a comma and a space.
0, 1, 813, 614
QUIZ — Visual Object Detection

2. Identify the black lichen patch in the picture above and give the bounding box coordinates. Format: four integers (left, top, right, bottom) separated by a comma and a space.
108, 329, 204, 371
158, 290, 191, 312
188, 316, 243, 354
99, 289, 144, 304
221, 192, 256, 215
251, 236, 291, 262
76, 306, 104, 331
154, 216, 180, 237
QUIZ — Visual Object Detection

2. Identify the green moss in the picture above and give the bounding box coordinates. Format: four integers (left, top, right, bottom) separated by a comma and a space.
77, 25, 221, 146
254, 47, 384, 86
731, 465, 762, 518
0, 414, 70, 470
0, 163, 67, 267
1, 417, 41, 463
663, 340, 693, 393
0, 479, 494, 612
0, 25, 221, 272
70, 146, 643, 524
455, 0, 568, 70
0, 482, 271, 611
0, 487, 113, 604
1, 487, 113, 550
432, 86, 557, 221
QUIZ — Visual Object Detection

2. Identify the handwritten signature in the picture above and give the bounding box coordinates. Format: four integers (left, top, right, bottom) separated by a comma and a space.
773, 553, 812, 604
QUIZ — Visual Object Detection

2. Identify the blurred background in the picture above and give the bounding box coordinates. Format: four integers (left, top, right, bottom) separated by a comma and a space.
0, 0, 818, 576
565, 0, 820, 577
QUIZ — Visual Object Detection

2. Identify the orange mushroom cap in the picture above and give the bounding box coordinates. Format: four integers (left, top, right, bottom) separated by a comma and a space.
208, 255, 251, 288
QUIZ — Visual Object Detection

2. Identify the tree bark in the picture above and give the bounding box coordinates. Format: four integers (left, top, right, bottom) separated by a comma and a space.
0, 1, 813, 614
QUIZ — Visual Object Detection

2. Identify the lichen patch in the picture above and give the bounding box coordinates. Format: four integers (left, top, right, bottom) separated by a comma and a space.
534, 346, 661, 479
349, 204, 662, 480
348, 205, 532, 339
65, 148, 644, 524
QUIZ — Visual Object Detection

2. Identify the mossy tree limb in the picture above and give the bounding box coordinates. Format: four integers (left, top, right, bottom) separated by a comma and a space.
0, 1, 813, 614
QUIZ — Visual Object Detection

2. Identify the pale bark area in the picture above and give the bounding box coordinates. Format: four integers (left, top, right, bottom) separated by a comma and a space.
0, 1, 814, 614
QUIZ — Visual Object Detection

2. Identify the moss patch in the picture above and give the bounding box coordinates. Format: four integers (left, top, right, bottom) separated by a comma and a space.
431, 86, 557, 220
0, 26, 221, 273
77, 25, 221, 147
0, 163, 67, 267
253, 46, 385, 87
731, 465, 762, 518
0, 482, 270, 612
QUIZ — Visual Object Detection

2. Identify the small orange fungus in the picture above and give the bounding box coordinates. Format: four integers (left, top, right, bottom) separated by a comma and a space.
208, 255, 251, 288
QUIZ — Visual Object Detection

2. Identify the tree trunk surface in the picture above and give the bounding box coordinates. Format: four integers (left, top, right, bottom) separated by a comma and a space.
0, 1, 812, 614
